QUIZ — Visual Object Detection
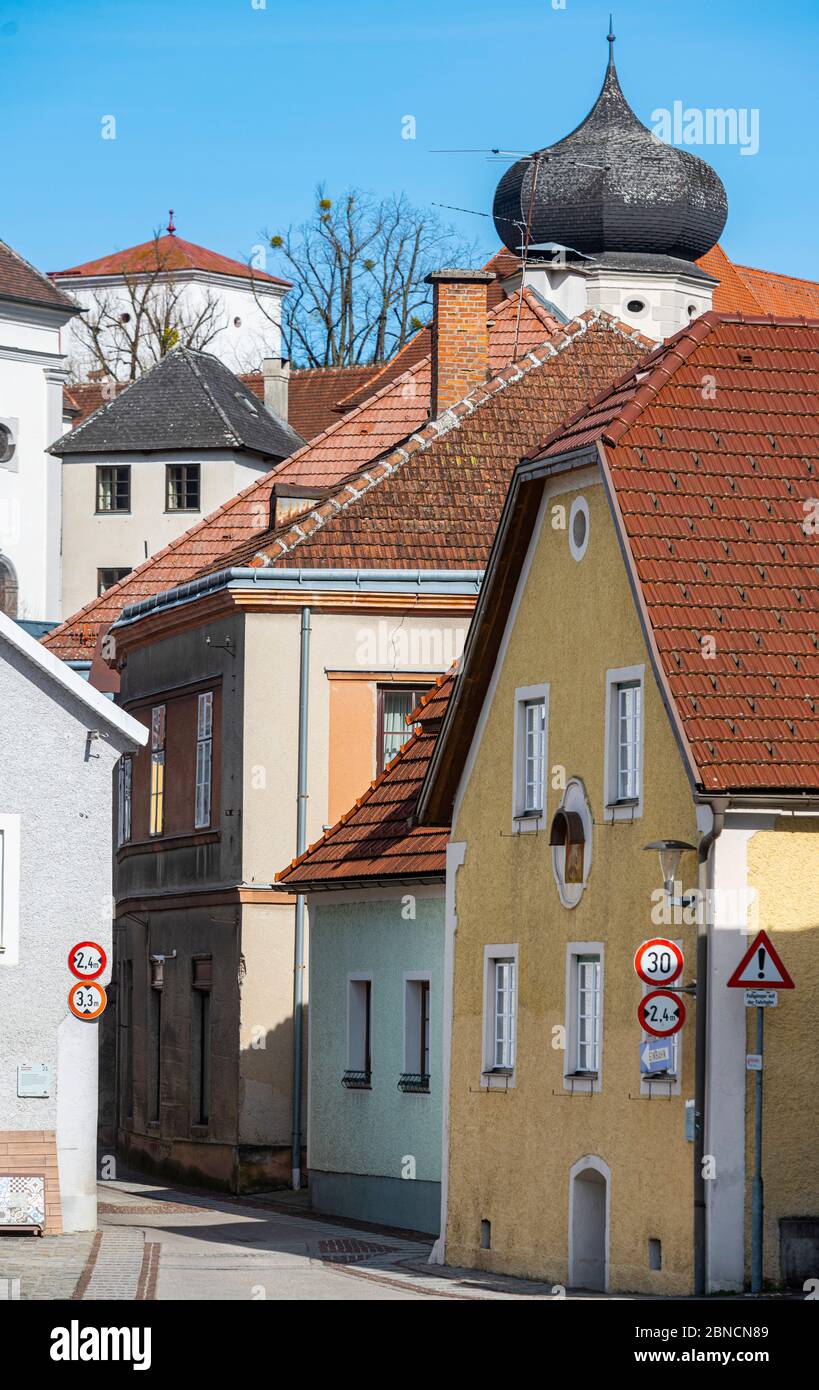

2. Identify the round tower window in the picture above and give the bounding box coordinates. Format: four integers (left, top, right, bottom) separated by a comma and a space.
626, 298, 646, 315
233, 316, 242, 328
687, 304, 698, 318
569, 496, 589, 562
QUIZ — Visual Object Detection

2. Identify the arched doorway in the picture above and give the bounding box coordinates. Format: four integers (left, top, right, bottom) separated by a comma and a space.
569, 1155, 610, 1291
0, 555, 18, 618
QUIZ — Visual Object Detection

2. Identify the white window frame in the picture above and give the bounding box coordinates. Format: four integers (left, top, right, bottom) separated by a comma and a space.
604, 665, 645, 821
640, 938, 682, 1097
564, 942, 605, 1093
117, 755, 132, 847
346, 973, 373, 1078
482, 944, 519, 1089
0, 815, 21, 966
403, 973, 432, 1083
512, 683, 549, 832
195, 691, 213, 830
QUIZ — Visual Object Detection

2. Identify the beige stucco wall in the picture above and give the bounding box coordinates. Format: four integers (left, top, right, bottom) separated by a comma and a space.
447, 477, 700, 1294
60, 450, 269, 616
745, 821, 819, 1283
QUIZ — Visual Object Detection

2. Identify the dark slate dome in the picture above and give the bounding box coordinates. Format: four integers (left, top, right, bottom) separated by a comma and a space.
493, 34, 728, 263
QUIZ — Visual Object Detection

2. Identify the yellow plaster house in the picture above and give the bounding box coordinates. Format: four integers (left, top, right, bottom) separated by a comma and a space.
420, 313, 819, 1295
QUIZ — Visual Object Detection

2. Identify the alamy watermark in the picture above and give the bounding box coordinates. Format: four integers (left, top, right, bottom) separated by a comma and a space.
651, 103, 759, 157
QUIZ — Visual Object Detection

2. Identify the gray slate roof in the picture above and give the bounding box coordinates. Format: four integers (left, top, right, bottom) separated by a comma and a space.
51, 348, 306, 460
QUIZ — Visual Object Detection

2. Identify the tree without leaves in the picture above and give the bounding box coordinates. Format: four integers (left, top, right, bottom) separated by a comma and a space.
259, 187, 478, 368
68, 233, 226, 383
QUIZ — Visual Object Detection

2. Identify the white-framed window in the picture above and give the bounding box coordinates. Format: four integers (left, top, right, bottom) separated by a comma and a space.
565, 943, 604, 1092
604, 665, 645, 820
403, 975, 431, 1089
513, 683, 549, 830
0, 814, 21, 966
149, 704, 166, 837
195, 691, 213, 830
345, 974, 372, 1086
117, 755, 132, 847
482, 944, 519, 1086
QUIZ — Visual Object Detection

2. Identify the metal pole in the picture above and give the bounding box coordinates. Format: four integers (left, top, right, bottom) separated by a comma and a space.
694, 798, 726, 1295
291, 606, 311, 1191
751, 1006, 764, 1292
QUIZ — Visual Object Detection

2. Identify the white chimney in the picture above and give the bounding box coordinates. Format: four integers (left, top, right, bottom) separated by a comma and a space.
262, 357, 290, 421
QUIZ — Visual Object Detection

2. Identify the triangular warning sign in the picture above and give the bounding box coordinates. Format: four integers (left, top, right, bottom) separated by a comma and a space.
727, 930, 794, 989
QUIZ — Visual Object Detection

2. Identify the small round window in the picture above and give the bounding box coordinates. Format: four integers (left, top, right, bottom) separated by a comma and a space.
626, 298, 646, 315
569, 496, 589, 561
687, 303, 698, 318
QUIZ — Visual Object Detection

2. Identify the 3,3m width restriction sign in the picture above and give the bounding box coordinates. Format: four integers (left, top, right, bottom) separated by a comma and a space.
68, 941, 107, 980
638, 989, 686, 1038
68, 981, 107, 1021
634, 938, 684, 986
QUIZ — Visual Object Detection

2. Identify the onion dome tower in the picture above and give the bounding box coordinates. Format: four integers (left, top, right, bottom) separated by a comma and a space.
492, 23, 728, 339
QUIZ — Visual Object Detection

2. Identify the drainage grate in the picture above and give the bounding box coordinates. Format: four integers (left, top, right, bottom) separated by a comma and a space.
317, 1237, 396, 1263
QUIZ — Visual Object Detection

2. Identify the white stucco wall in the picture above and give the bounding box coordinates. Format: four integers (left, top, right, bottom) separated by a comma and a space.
0, 628, 143, 1230
0, 300, 73, 622
56, 272, 285, 379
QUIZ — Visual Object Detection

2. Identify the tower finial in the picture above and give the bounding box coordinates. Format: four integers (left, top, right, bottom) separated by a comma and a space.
607, 14, 616, 69
167, 209, 176, 236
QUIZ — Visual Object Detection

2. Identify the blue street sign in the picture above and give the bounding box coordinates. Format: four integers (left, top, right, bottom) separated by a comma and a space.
640, 1040, 673, 1074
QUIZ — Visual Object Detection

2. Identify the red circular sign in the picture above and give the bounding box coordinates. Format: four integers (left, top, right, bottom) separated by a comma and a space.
68, 980, 108, 1021
638, 988, 685, 1038
634, 938, 683, 986
68, 941, 107, 980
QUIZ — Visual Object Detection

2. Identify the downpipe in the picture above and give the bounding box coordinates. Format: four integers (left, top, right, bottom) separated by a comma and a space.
694, 796, 727, 1296
291, 606, 311, 1190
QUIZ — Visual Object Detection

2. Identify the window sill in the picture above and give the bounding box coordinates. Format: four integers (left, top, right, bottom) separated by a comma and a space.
164, 508, 201, 516
95, 509, 132, 516
118, 829, 220, 859
605, 799, 638, 810
190, 1124, 210, 1136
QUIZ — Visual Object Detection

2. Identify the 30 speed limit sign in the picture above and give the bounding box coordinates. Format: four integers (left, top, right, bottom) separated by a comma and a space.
634, 937, 683, 986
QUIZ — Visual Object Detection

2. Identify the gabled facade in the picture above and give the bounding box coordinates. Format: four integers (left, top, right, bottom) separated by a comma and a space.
420, 314, 819, 1294
0, 612, 145, 1233
49, 346, 305, 618
276, 677, 452, 1232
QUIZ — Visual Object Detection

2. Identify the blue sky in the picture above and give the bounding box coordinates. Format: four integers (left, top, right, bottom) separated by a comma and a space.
2, 0, 818, 280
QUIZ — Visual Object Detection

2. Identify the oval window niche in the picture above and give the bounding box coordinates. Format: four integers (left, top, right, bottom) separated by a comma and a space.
550, 777, 593, 908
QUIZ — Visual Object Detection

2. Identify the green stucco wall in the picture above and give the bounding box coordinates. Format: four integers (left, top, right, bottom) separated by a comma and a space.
308, 893, 444, 1231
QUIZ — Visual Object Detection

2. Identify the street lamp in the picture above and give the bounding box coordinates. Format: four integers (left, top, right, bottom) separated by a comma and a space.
643, 839, 697, 903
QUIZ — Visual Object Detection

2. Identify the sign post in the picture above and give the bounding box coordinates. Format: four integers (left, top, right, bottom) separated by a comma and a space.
727, 930, 794, 1294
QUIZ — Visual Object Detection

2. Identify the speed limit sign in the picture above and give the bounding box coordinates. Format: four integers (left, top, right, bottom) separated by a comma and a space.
68, 981, 108, 1021
634, 937, 683, 986
68, 940, 107, 980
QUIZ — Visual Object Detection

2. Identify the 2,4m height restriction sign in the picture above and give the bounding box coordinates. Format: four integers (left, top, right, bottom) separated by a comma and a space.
638, 989, 686, 1038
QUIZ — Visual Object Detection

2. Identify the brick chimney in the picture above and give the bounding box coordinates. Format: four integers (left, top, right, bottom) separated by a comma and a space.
425, 268, 495, 415
262, 356, 290, 421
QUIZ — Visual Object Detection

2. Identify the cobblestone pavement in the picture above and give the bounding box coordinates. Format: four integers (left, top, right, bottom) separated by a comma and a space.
0, 1231, 95, 1300
1, 1178, 620, 1301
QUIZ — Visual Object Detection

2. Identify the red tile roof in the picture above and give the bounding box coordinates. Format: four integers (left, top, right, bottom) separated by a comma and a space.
533, 314, 819, 793
42, 298, 650, 664
206, 312, 651, 574
0, 239, 79, 312
52, 234, 290, 287
276, 672, 454, 889
242, 364, 380, 441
